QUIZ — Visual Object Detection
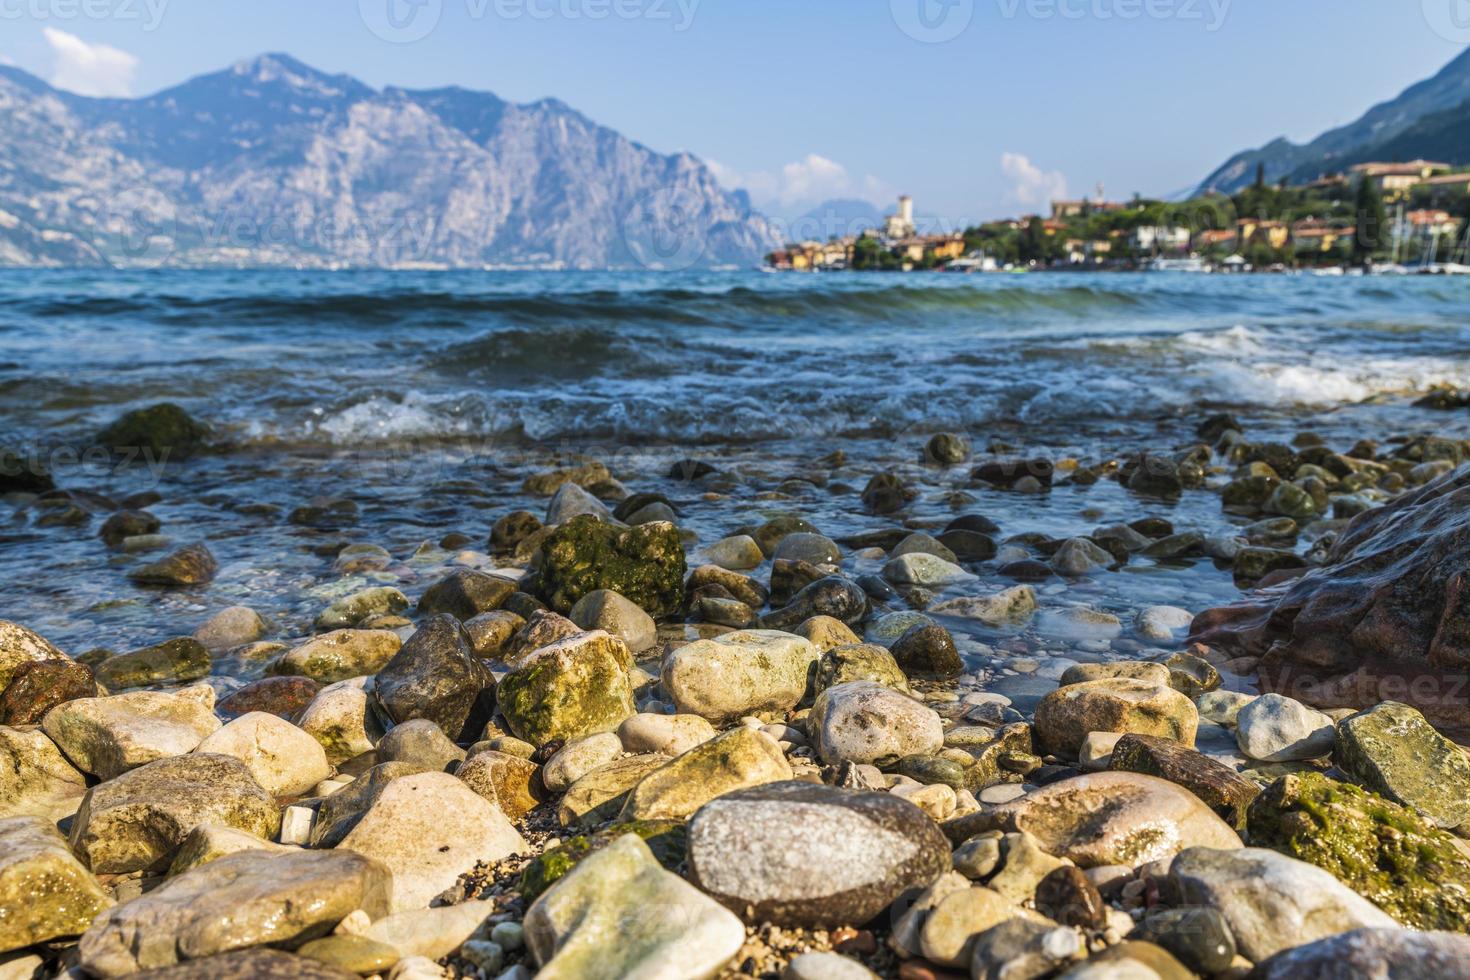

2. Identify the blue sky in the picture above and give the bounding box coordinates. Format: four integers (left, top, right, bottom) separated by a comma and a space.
2, 0, 1464, 224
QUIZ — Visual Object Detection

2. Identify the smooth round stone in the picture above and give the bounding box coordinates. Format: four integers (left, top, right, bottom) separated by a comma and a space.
543, 732, 624, 794
1134, 606, 1193, 643
810, 682, 943, 766
298, 935, 400, 974
1235, 693, 1335, 762
891, 532, 957, 564
980, 771, 1242, 868
194, 606, 269, 651
705, 535, 765, 571
569, 590, 657, 653
865, 611, 937, 647
686, 781, 951, 927
773, 532, 842, 566
882, 554, 977, 588
617, 713, 716, 757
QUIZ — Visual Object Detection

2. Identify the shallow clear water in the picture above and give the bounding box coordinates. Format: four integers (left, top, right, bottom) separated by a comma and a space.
3, 269, 1468, 695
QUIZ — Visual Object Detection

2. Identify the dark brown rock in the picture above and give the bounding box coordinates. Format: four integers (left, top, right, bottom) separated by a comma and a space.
1192, 464, 1470, 729
0, 659, 99, 725
1109, 734, 1259, 829
417, 569, 516, 620
217, 676, 320, 722
1034, 865, 1106, 929
972, 458, 1054, 489
371, 615, 496, 741
490, 510, 542, 552
861, 472, 915, 515
99, 510, 161, 548
890, 624, 962, 679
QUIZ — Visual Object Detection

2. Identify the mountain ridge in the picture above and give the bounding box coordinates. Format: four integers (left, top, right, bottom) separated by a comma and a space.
0, 53, 777, 269
1196, 48, 1470, 195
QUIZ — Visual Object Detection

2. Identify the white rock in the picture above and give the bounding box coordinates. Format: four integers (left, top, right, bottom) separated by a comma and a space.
193, 712, 331, 797
365, 900, 496, 960
1171, 846, 1399, 962
338, 772, 527, 912
810, 681, 943, 766
1079, 731, 1124, 771
661, 629, 820, 724
1196, 690, 1256, 727
1235, 693, 1336, 762
784, 952, 879, 979
929, 586, 1037, 626
42, 689, 221, 780
279, 805, 316, 845
525, 834, 744, 978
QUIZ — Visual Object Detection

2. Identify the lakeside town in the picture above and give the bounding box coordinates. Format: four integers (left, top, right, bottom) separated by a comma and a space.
766, 160, 1470, 274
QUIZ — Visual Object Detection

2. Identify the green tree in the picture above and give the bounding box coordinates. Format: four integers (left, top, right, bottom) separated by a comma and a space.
1354, 177, 1387, 264
1019, 217, 1048, 265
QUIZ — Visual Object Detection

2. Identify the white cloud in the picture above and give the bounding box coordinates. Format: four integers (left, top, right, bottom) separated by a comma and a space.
43, 28, 138, 97
0, 54, 15, 67
1001, 152, 1068, 209
709, 153, 892, 212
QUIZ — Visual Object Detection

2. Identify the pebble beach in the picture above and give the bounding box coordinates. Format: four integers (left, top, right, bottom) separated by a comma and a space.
4, 270, 1470, 980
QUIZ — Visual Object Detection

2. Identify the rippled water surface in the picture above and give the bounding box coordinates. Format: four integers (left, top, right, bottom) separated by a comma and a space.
3, 269, 1468, 695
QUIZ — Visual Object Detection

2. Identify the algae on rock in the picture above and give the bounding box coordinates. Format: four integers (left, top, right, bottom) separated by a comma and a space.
1247, 771, 1470, 932
530, 515, 685, 619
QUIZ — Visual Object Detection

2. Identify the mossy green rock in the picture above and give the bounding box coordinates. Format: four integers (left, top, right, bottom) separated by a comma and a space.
1247, 771, 1470, 932
498, 631, 636, 748
531, 515, 685, 618
96, 403, 212, 459
519, 820, 685, 902
95, 637, 211, 690
1334, 701, 1470, 828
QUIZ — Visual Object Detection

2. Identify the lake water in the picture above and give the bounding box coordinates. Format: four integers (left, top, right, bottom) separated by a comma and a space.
3, 269, 1468, 696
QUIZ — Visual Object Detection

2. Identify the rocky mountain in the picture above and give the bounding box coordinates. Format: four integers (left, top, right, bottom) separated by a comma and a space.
1196, 48, 1470, 195
0, 54, 778, 269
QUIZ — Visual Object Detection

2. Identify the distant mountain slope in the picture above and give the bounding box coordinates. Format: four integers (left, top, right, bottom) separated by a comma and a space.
1350, 96, 1470, 172
0, 54, 777, 269
1196, 49, 1470, 195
